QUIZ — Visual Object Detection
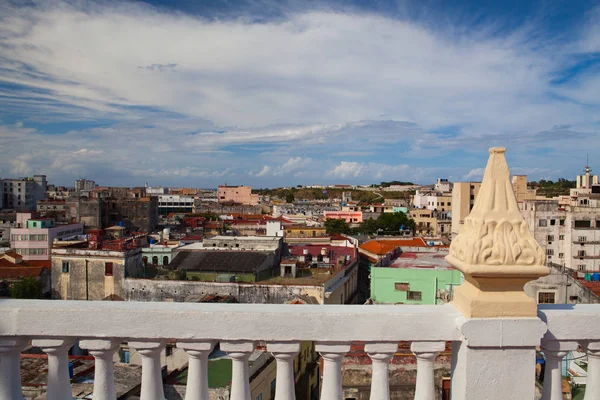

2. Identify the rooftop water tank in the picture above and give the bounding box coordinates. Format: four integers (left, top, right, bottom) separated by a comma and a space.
592, 273, 600, 282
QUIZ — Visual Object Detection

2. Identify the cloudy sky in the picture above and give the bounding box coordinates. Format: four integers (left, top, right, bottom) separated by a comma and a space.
0, 0, 599, 188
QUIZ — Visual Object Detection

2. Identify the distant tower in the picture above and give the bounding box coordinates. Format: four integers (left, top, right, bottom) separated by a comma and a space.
576, 161, 598, 189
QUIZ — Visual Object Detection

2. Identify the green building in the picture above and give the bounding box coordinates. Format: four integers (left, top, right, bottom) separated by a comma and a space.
370, 251, 463, 305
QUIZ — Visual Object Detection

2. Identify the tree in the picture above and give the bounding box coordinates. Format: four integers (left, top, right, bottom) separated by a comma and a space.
285, 192, 295, 204
325, 218, 351, 235
10, 277, 43, 299
355, 212, 416, 235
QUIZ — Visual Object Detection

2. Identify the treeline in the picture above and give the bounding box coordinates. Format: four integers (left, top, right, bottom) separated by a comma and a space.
528, 178, 576, 197
253, 187, 413, 204
325, 212, 416, 235
378, 180, 415, 187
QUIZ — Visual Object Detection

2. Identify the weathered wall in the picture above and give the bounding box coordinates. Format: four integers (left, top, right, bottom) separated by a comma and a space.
525, 267, 600, 304
124, 278, 325, 304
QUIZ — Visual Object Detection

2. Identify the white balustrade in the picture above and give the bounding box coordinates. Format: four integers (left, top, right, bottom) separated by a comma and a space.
32, 339, 74, 400
79, 339, 120, 400
365, 342, 398, 400
316, 342, 350, 400
411, 341, 445, 400
0, 338, 27, 400
541, 341, 578, 400
267, 341, 300, 400
128, 340, 166, 400
582, 341, 600, 400
1, 300, 599, 400
176, 341, 216, 400
221, 341, 256, 400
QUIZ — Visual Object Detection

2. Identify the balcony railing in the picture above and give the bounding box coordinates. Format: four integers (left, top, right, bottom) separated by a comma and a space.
1, 300, 600, 400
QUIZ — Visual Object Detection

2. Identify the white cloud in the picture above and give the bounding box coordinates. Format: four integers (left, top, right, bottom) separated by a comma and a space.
328, 161, 413, 180
463, 168, 484, 180
256, 166, 272, 177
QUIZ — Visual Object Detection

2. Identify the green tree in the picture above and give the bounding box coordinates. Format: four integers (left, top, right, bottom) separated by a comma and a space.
10, 277, 43, 299
285, 192, 295, 203
325, 218, 351, 234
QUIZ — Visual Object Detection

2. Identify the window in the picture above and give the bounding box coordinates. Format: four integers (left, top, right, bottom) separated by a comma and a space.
575, 220, 591, 228
395, 282, 410, 291
166, 346, 173, 357
550, 219, 556, 226
546, 249, 554, 256
579, 236, 587, 243
62, 261, 70, 273
105, 262, 113, 276
579, 265, 586, 271
407, 291, 422, 301
256, 395, 262, 400
559, 235, 565, 240
578, 250, 586, 257
538, 219, 547, 227
538, 292, 556, 304
547, 235, 554, 242
559, 219, 565, 226
270, 379, 276, 400
559, 253, 564, 258
120, 349, 130, 363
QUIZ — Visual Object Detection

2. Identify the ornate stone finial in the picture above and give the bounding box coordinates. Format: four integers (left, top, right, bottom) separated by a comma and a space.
446, 147, 549, 318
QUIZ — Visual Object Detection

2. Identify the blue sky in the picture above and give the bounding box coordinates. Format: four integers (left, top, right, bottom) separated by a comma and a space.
0, 0, 599, 188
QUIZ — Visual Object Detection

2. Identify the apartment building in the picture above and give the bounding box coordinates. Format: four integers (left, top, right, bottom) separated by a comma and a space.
1, 175, 47, 211
451, 181, 482, 237
10, 213, 83, 260
217, 185, 259, 205
75, 178, 97, 193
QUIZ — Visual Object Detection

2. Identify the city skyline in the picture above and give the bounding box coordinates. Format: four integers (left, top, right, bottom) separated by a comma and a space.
1, 0, 599, 187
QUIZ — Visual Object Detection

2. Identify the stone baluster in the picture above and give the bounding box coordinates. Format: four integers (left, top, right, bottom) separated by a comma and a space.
221, 341, 256, 400
176, 341, 216, 400
316, 342, 350, 400
411, 341, 445, 400
32, 339, 75, 400
267, 341, 300, 400
129, 340, 166, 400
541, 341, 578, 400
79, 339, 120, 400
582, 341, 600, 400
0, 338, 27, 400
365, 342, 398, 400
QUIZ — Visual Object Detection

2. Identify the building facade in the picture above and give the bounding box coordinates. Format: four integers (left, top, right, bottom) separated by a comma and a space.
450, 181, 482, 237
217, 185, 259, 205
158, 195, 194, 215
10, 213, 83, 261
1, 175, 47, 211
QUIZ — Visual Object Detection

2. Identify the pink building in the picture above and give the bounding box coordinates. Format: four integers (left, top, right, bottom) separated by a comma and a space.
9, 213, 83, 261
323, 210, 363, 224
217, 185, 259, 205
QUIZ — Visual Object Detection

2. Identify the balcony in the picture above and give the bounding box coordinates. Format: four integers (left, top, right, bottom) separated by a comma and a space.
573, 241, 600, 245
1, 148, 599, 399
1, 301, 600, 400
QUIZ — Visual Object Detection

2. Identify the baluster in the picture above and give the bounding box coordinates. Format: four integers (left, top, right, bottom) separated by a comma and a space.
267, 341, 300, 400
582, 341, 600, 400
79, 339, 120, 400
316, 342, 350, 400
0, 338, 27, 400
129, 340, 166, 400
32, 339, 74, 400
411, 341, 445, 400
176, 341, 216, 400
541, 341, 578, 400
365, 342, 398, 400
221, 341, 256, 400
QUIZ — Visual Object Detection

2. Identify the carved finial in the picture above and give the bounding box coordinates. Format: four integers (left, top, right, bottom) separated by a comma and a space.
449, 147, 545, 268
446, 147, 549, 318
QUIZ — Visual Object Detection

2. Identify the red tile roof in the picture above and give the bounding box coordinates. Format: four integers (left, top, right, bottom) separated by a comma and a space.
0, 266, 47, 279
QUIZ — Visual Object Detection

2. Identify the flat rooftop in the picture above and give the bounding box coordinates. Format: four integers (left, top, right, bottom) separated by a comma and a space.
387, 251, 455, 270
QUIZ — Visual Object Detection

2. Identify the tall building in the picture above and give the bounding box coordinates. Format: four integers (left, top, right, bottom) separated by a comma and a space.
451, 181, 482, 237
75, 178, 97, 193
576, 165, 598, 191
1, 175, 47, 211
217, 185, 259, 205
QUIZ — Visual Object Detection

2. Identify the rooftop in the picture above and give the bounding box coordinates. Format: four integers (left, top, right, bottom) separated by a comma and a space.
171, 250, 271, 273
387, 251, 455, 271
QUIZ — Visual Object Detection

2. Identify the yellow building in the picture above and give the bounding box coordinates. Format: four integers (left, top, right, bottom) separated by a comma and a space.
451, 182, 482, 237
284, 225, 327, 239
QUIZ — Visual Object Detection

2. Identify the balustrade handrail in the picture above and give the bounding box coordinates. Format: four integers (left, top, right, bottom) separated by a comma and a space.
538, 304, 600, 341
0, 300, 462, 342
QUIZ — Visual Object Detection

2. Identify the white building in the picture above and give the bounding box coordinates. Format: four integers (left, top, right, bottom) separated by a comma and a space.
75, 179, 97, 193
157, 195, 194, 215
1, 175, 47, 211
